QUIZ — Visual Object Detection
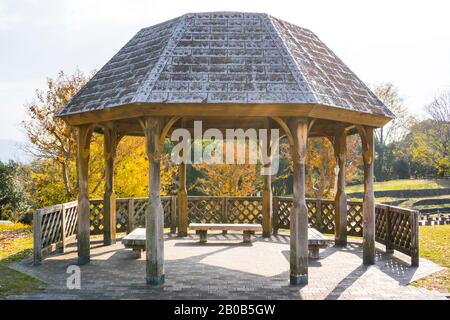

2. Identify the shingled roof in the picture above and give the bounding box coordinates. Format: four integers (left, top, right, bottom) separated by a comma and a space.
59, 12, 394, 118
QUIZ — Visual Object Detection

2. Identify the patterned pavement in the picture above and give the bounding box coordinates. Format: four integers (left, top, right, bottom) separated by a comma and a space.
7, 232, 447, 300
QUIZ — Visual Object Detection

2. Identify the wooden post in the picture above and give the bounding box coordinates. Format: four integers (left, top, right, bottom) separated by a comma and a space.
33, 209, 42, 266
143, 117, 165, 285
315, 199, 322, 231
222, 197, 228, 235
170, 196, 177, 234
77, 125, 92, 265
272, 197, 279, 234
262, 121, 273, 237
288, 118, 309, 285
61, 204, 66, 253
360, 126, 375, 265
178, 162, 188, 237
384, 206, 394, 254
334, 129, 347, 246
128, 198, 135, 234
103, 127, 117, 245
410, 210, 419, 267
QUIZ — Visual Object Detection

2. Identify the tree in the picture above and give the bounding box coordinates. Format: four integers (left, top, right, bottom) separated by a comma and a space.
190, 141, 262, 196
22, 70, 178, 207
307, 138, 336, 199
372, 83, 414, 181
373, 83, 412, 144
0, 161, 30, 221
272, 135, 363, 197
22, 70, 90, 200
408, 91, 450, 176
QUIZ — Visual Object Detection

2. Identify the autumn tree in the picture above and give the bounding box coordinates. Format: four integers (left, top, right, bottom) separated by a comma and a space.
22, 70, 177, 207
272, 135, 362, 197
190, 141, 263, 196
306, 138, 336, 199
22, 70, 89, 199
407, 91, 450, 177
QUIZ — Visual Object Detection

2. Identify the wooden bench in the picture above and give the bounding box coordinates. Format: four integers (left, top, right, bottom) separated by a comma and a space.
121, 227, 332, 259
189, 223, 262, 243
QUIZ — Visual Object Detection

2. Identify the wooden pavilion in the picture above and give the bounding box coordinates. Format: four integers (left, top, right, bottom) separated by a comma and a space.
58, 12, 394, 285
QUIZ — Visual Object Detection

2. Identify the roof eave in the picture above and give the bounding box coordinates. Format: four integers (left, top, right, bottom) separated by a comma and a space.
57, 102, 393, 128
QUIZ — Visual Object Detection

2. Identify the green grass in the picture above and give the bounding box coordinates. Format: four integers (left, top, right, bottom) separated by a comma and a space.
346, 179, 450, 194
0, 223, 44, 298
412, 225, 450, 293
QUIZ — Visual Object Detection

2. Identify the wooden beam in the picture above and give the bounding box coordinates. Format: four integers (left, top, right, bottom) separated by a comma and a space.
143, 117, 165, 285
77, 124, 93, 265
288, 118, 309, 285
358, 126, 376, 265
59, 103, 392, 128
334, 128, 347, 246
271, 116, 294, 147
103, 126, 117, 245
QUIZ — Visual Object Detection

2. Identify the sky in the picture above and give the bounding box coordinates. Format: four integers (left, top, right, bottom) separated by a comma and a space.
1, 0, 450, 142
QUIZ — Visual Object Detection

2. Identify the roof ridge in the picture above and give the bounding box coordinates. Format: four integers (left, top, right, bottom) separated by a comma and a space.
264, 15, 319, 103
132, 15, 191, 102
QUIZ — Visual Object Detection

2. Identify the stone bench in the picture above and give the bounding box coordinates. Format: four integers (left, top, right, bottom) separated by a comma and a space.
307, 228, 333, 259
122, 228, 146, 258
189, 223, 263, 243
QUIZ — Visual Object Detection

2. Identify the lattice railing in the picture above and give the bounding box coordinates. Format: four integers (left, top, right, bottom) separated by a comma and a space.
226, 197, 263, 224
188, 196, 224, 223
347, 201, 363, 236
33, 195, 419, 266
87, 197, 176, 235
375, 204, 419, 266
272, 196, 418, 265
33, 201, 78, 265
126, 197, 176, 231
273, 197, 292, 230
186, 196, 263, 224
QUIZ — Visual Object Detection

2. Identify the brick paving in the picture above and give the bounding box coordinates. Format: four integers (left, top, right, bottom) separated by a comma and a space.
7, 233, 446, 300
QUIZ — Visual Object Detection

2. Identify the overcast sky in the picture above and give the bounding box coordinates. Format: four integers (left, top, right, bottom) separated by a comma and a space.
1, 0, 449, 142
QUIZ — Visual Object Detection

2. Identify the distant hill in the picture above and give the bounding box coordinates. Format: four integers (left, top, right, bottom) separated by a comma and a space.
0, 139, 33, 163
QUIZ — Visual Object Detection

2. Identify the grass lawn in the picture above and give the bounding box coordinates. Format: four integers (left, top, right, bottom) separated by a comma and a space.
0, 223, 44, 298
346, 179, 450, 194
411, 225, 450, 293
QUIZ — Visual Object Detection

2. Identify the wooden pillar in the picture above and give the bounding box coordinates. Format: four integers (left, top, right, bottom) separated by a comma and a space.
360, 126, 376, 265
170, 196, 177, 234
143, 117, 165, 285
288, 118, 309, 285
334, 129, 347, 247
77, 125, 92, 265
33, 209, 43, 266
103, 127, 117, 245
262, 174, 272, 237
262, 121, 272, 237
127, 198, 135, 234
178, 162, 188, 237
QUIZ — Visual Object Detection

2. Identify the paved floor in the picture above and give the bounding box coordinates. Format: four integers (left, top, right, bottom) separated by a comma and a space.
8, 233, 447, 300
